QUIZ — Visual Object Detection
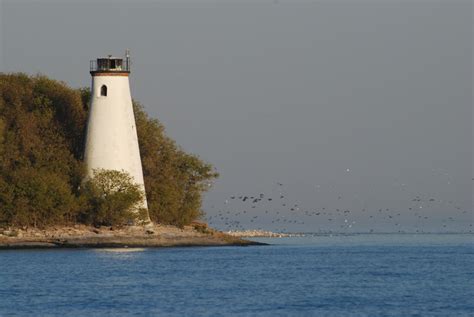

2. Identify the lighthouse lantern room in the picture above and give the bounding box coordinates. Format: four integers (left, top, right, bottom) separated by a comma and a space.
90, 53, 131, 74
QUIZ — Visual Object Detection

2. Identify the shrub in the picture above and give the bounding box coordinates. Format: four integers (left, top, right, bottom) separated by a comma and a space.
80, 169, 147, 227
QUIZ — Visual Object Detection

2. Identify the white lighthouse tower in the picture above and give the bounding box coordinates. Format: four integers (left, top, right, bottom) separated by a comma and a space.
84, 51, 150, 223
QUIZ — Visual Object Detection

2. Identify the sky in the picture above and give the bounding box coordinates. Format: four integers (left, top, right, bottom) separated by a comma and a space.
1, 0, 472, 232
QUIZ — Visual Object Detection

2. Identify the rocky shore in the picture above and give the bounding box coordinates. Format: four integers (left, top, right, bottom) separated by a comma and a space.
226, 230, 300, 238
0, 224, 264, 249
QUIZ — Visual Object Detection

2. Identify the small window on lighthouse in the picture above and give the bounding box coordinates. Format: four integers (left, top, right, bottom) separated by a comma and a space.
100, 85, 107, 96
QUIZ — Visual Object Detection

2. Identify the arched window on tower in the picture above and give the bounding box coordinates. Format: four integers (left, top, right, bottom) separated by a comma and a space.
100, 85, 107, 96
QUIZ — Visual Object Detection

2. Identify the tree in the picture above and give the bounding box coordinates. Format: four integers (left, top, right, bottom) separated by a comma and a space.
80, 169, 148, 227
0, 74, 85, 228
134, 102, 219, 226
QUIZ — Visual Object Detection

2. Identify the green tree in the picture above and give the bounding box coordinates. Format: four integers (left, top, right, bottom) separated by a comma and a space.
80, 169, 148, 227
134, 102, 218, 226
0, 74, 84, 228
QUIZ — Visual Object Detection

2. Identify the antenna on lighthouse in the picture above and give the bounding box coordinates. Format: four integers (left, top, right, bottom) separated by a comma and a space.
125, 49, 131, 72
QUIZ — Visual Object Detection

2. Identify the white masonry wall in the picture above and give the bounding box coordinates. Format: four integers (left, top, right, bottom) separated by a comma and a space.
84, 74, 149, 214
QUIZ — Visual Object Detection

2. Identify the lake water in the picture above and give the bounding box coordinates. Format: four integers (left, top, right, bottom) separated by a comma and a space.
1, 234, 473, 316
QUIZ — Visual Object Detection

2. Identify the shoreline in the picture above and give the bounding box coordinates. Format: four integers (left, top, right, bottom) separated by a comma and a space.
226, 229, 305, 238
0, 224, 265, 250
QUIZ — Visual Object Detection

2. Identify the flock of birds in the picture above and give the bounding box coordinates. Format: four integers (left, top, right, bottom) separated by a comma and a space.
204, 179, 473, 234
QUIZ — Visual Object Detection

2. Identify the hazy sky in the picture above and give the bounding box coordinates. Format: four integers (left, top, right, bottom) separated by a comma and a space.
1, 0, 472, 232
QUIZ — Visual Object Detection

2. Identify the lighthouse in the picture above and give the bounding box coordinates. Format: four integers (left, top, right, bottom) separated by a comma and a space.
84, 51, 150, 223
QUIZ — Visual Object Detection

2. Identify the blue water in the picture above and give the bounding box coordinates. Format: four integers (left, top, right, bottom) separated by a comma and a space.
0, 234, 472, 316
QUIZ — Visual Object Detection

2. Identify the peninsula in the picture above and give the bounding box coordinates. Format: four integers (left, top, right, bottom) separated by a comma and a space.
0, 71, 261, 249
